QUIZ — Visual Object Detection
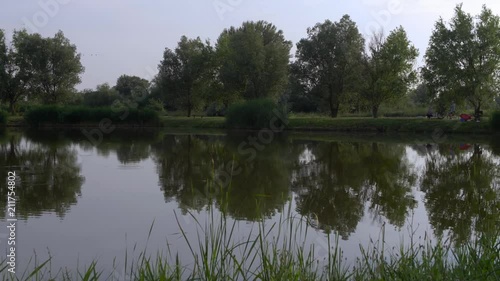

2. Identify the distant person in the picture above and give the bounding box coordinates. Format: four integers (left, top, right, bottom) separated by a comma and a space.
426, 105, 433, 119
449, 101, 456, 118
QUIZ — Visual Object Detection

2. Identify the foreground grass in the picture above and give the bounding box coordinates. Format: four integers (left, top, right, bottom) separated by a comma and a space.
2, 208, 498, 281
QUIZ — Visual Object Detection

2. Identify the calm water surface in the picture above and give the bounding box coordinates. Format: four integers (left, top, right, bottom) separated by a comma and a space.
0, 129, 499, 276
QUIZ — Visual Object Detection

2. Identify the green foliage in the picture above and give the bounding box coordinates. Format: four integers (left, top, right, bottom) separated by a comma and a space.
287, 64, 320, 113
204, 102, 225, 116
154, 36, 213, 117
82, 83, 120, 107
363, 27, 419, 118
491, 111, 500, 131
115, 75, 149, 99
294, 15, 365, 117
24, 106, 159, 127
0, 29, 28, 113
225, 98, 288, 129
144, 98, 166, 114
422, 4, 500, 114
216, 21, 292, 102
3, 211, 499, 280
11, 29, 84, 104
410, 83, 432, 106
0, 110, 7, 125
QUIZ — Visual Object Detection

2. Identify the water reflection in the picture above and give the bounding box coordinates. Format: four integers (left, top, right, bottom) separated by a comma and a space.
0, 130, 498, 245
291, 141, 417, 239
0, 133, 84, 218
150, 133, 294, 220
419, 143, 500, 244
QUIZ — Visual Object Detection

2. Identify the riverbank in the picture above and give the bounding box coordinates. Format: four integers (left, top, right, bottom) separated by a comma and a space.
4, 115, 495, 134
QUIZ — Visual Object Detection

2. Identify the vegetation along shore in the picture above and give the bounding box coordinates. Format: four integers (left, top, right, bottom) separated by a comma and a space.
1, 4, 499, 133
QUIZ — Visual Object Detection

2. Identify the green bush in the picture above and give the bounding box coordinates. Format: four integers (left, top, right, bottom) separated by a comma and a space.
225, 99, 288, 129
0, 110, 8, 125
491, 111, 500, 131
144, 98, 166, 114
24, 106, 160, 127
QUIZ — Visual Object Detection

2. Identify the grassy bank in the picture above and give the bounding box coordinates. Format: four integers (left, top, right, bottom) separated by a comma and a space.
22, 106, 160, 127
159, 116, 493, 134
5, 115, 495, 134
287, 117, 492, 134
2, 208, 498, 281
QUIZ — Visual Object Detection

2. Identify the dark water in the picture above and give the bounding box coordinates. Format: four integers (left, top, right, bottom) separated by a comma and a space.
0, 129, 499, 276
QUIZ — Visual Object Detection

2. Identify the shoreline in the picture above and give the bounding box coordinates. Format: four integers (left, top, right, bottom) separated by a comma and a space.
3, 116, 495, 135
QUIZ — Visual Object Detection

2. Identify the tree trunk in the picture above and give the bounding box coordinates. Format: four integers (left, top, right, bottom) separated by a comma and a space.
329, 94, 339, 118
372, 105, 379, 118
187, 88, 192, 117
330, 102, 339, 118
9, 99, 15, 114
474, 102, 482, 121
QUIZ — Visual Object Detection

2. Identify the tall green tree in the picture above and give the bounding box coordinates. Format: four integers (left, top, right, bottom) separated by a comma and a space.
155, 36, 212, 117
11, 30, 84, 104
0, 29, 28, 113
363, 27, 419, 118
216, 21, 292, 103
115, 75, 150, 99
422, 4, 500, 115
410, 83, 432, 107
82, 83, 120, 107
294, 16, 365, 117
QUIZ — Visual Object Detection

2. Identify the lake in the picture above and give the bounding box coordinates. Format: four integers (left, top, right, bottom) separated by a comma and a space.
0, 129, 499, 278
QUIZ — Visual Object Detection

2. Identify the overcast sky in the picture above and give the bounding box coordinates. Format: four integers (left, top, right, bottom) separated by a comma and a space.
1, 0, 499, 90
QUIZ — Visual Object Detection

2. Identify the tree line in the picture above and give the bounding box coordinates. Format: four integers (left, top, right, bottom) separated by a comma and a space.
1, 4, 499, 118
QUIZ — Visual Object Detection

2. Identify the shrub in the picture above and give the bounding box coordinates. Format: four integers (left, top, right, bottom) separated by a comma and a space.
24, 106, 160, 127
83, 90, 120, 107
225, 99, 288, 129
144, 98, 166, 114
0, 110, 8, 125
24, 105, 61, 126
205, 102, 226, 117
491, 111, 500, 131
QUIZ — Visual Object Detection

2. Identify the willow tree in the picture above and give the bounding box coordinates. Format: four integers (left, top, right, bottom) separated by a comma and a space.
422, 4, 500, 116
216, 21, 292, 104
363, 27, 419, 118
12, 30, 84, 104
155, 36, 213, 117
294, 15, 365, 117
0, 29, 28, 113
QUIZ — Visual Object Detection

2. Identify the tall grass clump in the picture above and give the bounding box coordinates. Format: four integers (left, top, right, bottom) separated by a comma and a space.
0, 110, 8, 126
1, 213, 499, 280
491, 111, 500, 131
24, 106, 160, 127
225, 98, 288, 129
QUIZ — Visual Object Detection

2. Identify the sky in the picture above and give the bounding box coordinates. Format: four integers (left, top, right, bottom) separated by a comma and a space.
1, 0, 499, 90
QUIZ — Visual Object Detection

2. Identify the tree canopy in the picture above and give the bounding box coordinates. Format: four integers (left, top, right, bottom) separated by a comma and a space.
293, 16, 365, 117
363, 27, 419, 118
11, 30, 84, 104
422, 4, 500, 114
216, 21, 292, 103
154, 36, 212, 117
0, 29, 29, 113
